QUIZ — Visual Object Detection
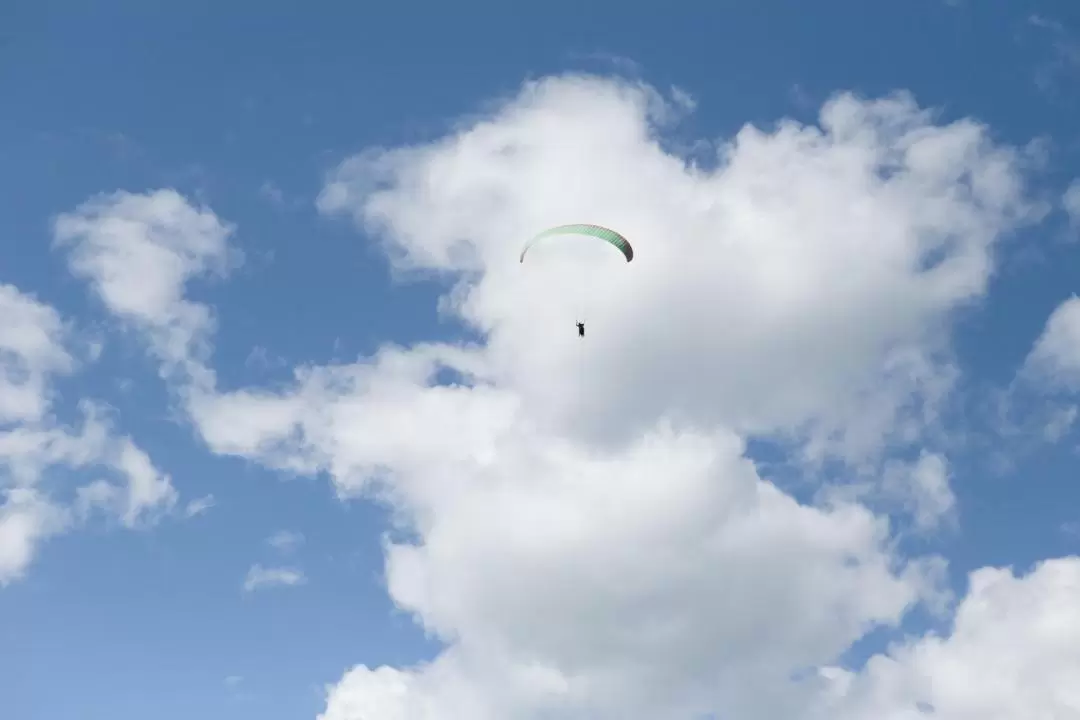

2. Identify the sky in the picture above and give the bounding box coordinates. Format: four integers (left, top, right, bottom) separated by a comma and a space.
5, 1, 1080, 718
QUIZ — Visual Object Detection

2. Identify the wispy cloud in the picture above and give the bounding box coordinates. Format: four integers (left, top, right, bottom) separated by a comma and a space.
259, 181, 285, 205
1064, 180, 1080, 232
1027, 14, 1080, 95
184, 494, 216, 518
242, 564, 306, 592
258, 181, 304, 210
244, 345, 288, 371
0, 283, 179, 584
266, 530, 304, 553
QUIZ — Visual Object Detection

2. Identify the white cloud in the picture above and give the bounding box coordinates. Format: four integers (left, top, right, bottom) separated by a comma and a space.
115, 440, 177, 523
0, 488, 70, 585
907, 454, 955, 531
75, 438, 178, 528
244, 345, 288, 371
809, 558, 1080, 719
267, 530, 304, 553
0, 414, 178, 584
1026, 13, 1080, 95
0, 283, 75, 424
318, 426, 948, 720
1023, 295, 1080, 389
0, 282, 178, 584
881, 452, 956, 533
243, 563, 306, 592
1065, 179, 1080, 230
307, 74, 1040, 719
185, 494, 216, 517
260, 181, 285, 205
0, 402, 108, 487
1047, 405, 1078, 440
53, 188, 236, 386
317, 75, 1037, 464
59, 74, 1065, 718
1029, 14, 1066, 32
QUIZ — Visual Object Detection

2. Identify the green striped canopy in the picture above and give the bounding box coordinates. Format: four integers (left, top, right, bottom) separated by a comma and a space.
519, 224, 634, 263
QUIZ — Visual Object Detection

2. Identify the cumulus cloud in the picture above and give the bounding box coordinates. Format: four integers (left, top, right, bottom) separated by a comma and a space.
307, 74, 1045, 719
1022, 295, 1080, 389
317, 75, 1036, 464
243, 563, 306, 592
0, 282, 178, 585
321, 426, 949, 720
53, 188, 236, 386
809, 558, 1080, 719
58, 74, 1069, 718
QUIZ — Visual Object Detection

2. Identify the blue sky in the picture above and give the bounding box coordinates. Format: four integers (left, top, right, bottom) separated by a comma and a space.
5, 2, 1080, 719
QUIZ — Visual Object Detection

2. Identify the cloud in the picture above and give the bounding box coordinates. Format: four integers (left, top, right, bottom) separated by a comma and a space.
52, 188, 237, 386
809, 558, 1080, 719
75, 438, 178, 528
1042, 404, 1077, 441
0, 283, 75, 424
320, 425, 950, 720
1029, 14, 1065, 32
244, 345, 288, 371
317, 75, 1037, 465
307, 74, 1040, 719
243, 564, 306, 592
0, 413, 178, 582
259, 180, 306, 212
1027, 14, 1080, 94
881, 452, 956, 533
1065, 180, 1080, 231
267, 529, 304, 553
1022, 295, 1080, 389
58, 74, 1062, 718
0, 488, 70, 584
184, 494, 216, 517
0, 283, 178, 584
260, 181, 286, 205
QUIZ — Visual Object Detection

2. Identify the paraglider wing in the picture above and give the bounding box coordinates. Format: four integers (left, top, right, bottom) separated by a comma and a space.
519, 223, 634, 263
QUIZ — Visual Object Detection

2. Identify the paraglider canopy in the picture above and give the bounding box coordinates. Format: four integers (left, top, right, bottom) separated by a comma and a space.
519, 223, 634, 264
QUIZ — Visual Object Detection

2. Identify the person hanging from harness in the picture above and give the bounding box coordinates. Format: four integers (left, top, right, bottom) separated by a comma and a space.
518, 223, 634, 342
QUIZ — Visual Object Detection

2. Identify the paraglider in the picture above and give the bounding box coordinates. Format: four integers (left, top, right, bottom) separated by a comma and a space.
519, 223, 633, 338
518, 223, 634, 264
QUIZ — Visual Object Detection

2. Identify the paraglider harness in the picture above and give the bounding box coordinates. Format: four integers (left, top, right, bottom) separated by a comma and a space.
577, 322, 585, 337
